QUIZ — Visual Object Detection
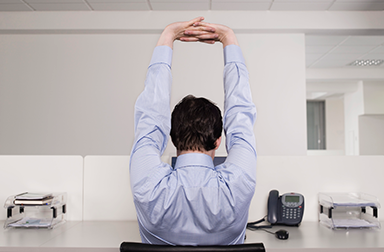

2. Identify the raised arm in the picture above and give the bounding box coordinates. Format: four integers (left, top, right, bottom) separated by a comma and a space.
221, 27, 257, 187
130, 17, 218, 191
189, 22, 257, 187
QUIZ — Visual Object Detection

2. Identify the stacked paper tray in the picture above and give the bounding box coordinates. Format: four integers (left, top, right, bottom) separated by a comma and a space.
4, 192, 67, 229
318, 193, 380, 229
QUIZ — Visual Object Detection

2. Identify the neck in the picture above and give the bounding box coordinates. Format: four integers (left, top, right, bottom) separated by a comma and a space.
177, 149, 216, 160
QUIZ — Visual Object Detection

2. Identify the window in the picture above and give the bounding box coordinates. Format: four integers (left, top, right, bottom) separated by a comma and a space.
307, 101, 326, 150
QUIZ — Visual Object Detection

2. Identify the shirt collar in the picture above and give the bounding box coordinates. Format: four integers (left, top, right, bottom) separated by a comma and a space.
174, 153, 214, 170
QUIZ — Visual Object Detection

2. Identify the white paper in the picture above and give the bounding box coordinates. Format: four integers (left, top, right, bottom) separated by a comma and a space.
9, 217, 52, 228
333, 219, 377, 228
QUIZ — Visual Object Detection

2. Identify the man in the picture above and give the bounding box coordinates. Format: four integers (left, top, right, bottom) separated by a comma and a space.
130, 17, 257, 245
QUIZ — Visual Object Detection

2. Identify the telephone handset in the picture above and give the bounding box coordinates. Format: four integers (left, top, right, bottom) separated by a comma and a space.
267, 190, 304, 226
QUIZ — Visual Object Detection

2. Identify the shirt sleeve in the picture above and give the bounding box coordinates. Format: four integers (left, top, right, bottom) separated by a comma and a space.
130, 46, 174, 193
219, 45, 257, 190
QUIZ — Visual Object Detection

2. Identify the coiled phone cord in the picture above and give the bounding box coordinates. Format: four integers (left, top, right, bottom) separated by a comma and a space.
247, 215, 290, 240
246, 215, 272, 230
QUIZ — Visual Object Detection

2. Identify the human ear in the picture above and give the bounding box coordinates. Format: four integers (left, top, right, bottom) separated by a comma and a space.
215, 136, 222, 150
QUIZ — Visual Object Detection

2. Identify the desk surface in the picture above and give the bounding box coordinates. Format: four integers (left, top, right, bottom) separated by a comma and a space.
1, 221, 383, 252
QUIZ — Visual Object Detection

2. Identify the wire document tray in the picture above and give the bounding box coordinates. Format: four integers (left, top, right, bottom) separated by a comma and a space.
318, 193, 380, 230
4, 192, 67, 229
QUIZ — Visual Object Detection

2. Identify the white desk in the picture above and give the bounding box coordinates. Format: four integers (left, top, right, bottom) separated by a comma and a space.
1, 221, 383, 252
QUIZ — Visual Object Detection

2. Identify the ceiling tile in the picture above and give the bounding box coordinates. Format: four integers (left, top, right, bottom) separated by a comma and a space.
329, 2, 384, 10
306, 53, 324, 61
211, 0, 271, 2
306, 46, 335, 54
89, 2, 149, 10
363, 53, 384, 59
271, 2, 332, 10
150, 0, 207, 2
331, 45, 378, 54
321, 53, 366, 61
306, 54, 325, 67
335, 0, 384, 2
0, 3, 32, 10
150, 1, 209, 10
306, 61, 320, 67
25, 0, 84, 2
342, 36, 384, 46
306, 61, 316, 67
306, 36, 384, 68
28, 3, 90, 10
88, 0, 146, 2
312, 59, 356, 68
305, 36, 348, 46
212, 2, 271, 10
274, 0, 332, 2
371, 46, 384, 53
0, 0, 24, 3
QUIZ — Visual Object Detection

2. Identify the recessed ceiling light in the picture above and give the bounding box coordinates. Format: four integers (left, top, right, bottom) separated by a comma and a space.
348, 59, 384, 67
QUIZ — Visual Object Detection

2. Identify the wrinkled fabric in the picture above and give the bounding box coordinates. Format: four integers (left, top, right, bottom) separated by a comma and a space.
130, 45, 257, 245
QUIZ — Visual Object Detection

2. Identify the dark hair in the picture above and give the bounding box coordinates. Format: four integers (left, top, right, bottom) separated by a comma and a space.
170, 95, 222, 152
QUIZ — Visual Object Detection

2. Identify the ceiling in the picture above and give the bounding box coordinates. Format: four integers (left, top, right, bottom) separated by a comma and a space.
1, 0, 384, 69
1, 0, 384, 11
306, 35, 384, 68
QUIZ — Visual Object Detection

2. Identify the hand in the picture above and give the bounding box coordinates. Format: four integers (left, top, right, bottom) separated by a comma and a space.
157, 17, 218, 48
184, 22, 239, 47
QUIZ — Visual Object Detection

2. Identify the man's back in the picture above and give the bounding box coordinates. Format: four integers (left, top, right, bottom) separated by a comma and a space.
132, 153, 255, 245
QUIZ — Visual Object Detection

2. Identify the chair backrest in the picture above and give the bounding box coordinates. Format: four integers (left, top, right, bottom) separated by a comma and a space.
120, 242, 265, 252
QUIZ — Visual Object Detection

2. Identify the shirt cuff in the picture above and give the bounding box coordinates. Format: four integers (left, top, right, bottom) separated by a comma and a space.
224, 45, 245, 65
149, 46, 173, 68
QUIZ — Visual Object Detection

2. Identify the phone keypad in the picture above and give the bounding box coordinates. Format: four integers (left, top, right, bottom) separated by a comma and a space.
282, 205, 302, 220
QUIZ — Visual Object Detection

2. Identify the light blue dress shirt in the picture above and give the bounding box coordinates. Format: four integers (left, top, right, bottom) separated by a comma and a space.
130, 44, 257, 245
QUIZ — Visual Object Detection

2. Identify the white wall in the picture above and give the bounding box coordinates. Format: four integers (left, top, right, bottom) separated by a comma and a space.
344, 81, 364, 155
0, 32, 307, 156
239, 34, 307, 156
342, 81, 384, 155
325, 98, 345, 152
357, 81, 384, 155
359, 115, 384, 155
363, 81, 384, 115
0, 34, 156, 156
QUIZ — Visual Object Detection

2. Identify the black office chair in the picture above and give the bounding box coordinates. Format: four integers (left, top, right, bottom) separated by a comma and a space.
120, 242, 265, 252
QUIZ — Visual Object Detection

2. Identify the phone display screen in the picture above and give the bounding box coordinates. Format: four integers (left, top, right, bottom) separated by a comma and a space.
285, 195, 300, 203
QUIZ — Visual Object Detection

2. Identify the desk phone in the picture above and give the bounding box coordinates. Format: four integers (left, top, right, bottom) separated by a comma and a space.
267, 190, 305, 226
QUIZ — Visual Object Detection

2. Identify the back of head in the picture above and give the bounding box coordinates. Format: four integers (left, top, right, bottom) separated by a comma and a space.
171, 95, 222, 152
